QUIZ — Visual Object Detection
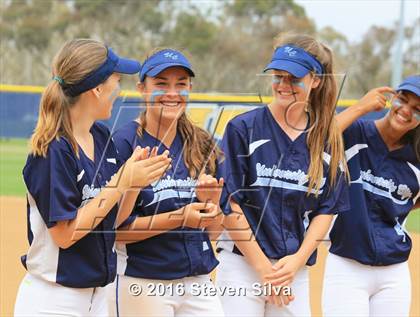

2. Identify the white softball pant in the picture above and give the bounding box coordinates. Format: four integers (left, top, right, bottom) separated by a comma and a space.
322, 252, 411, 317
14, 273, 107, 316
106, 273, 225, 317
216, 250, 311, 317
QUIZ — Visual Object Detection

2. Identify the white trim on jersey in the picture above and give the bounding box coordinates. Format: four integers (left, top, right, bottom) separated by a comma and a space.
77, 170, 85, 182
146, 189, 196, 207
106, 158, 117, 164
250, 177, 324, 195
116, 242, 128, 275
323, 152, 345, 172
358, 180, 410, 205
26, 193, 59, 283
249, 139, 271, 155
345, 143, 368, 162
407, 162, 420, 204
322, 152, 331, 165
216, 231, 235, 254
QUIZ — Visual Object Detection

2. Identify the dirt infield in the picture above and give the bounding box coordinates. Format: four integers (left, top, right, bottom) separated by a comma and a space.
1, 196, 419, 316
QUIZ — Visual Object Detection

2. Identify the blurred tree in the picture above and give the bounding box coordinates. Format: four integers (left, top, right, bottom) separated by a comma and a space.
0, 0, 168, 85
317, 26, 350, 98
226, 0, 305, 21
0, 0, 417, 99
334, 17, 419, 98
161, 7, 217, 55
401, 17, 419, 80
0, 0, 72, 83
198, 0, 315, 94
348, 26, 395, 95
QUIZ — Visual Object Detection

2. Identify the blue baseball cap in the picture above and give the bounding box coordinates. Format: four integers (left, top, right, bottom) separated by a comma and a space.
64, 47, 141, 97
140, 49, 195, 82
263, 45, 324, 78
397, 75, 420, 97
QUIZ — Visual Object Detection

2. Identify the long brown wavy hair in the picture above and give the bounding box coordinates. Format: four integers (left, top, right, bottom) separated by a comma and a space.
274, 33, 349, 194
30, 39, 107, 157
137, 48, 223, 178
400, 117, 420, 161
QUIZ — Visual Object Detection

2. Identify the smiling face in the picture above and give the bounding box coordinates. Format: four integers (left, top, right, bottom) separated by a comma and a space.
388, 91, 420, 135
139, 67, 191, 123
271, 70, 320, 108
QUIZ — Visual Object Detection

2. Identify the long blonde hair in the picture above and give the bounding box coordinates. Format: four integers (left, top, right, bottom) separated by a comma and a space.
137, 49, 222, 178
30, 39, 107, 157
274, 34, 349, 194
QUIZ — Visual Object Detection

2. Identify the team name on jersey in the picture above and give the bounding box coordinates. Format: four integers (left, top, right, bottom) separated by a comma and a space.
147, 175, 197, 206
255, 163, 309, 185
152, 176, 196, 192
251, 162, 326, 194
80, 172, 117, 207
359, 169, 413, 200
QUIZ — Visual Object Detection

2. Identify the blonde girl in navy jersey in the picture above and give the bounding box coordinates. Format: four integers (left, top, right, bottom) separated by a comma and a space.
107, 48, 225, 316
14, 39, 171, 316
216, 34, 350, 317
323, 75, 420, 317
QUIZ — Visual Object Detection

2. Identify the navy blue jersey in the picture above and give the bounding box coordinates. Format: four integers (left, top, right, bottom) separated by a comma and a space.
330, 119, 420, 266
113, 121, 218, 280
217, 106, 349, 265
22, 123, 121, 288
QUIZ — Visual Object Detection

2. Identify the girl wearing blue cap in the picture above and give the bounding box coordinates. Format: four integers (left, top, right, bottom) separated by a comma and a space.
323, 75, 420, 317
107, 48, 225, 316
14, 39, 171, 316
216, 33, 350, 316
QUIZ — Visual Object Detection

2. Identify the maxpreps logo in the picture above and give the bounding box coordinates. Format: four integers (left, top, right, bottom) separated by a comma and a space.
146, 175, 196, 206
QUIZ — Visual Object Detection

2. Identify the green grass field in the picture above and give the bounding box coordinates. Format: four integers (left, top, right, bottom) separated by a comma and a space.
0, 138, 28, 196
1, 138, 419, 232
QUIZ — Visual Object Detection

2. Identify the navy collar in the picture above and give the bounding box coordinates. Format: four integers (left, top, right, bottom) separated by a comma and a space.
369, 120, 417, 162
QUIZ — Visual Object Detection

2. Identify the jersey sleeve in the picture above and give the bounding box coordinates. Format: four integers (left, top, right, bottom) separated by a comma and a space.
23, 141, 81, 228
342, 119, 364, 149
113, 129, 135, 164
219, 122, 249, 215
310, 168, 350, 219
93, 122, 124, 170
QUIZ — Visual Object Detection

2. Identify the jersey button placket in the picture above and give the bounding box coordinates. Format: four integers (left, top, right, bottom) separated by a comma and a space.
185, 232, 201, 275
278, 153, 289, 256
375, 229, 384, 265
370, 201, 383, 265
288, 146, 299, 169
289, 144, 297, 155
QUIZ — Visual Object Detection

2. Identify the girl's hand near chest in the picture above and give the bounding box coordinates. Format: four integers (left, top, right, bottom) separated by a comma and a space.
180, 202, 221, 229
195, 173, 224, 205
115, 146, 171, 191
